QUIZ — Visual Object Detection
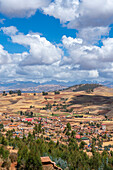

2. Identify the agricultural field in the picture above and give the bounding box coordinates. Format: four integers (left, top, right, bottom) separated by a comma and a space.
0, 85, 113, 120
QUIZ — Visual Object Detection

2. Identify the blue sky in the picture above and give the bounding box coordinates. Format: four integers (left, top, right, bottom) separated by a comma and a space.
0, 0, 113, 84
0, 11, 77, 53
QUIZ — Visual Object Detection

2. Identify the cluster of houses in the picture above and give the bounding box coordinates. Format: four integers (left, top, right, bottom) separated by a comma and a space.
0, 112, 113, 155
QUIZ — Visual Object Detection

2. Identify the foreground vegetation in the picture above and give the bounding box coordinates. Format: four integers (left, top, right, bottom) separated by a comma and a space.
0, 129, 113, 170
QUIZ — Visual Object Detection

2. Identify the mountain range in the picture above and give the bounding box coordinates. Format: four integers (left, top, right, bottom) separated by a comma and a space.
0, 80, 113, 92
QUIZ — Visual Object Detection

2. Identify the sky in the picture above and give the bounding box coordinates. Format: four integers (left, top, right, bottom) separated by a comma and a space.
1, 0, 113, 84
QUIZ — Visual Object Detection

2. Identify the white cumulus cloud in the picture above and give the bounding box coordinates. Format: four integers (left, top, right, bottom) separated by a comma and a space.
1, 26, 18, 35
1, 26, 63, 66
43, 0, 113, 29
1, 26, 113, 82
61, 35, 113, 72
0, 0, 51, 18
43, 0, 79, 23
0, 45, 12, 64
77, 27, 110, 45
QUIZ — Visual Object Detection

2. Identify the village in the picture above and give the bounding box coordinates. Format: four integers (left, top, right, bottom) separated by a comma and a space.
0, 108, 113, 156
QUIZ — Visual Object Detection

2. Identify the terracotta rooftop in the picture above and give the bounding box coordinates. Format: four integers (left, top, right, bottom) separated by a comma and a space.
41, 157, 62, 170
41, 156, 51, 163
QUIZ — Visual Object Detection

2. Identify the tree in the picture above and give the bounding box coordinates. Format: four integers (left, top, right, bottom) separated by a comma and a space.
1, 136, 8, 146
42, 91, 48, 95
17, 145, 29, 169
11, 119, 13, 123
97, 123, 100, 128
66, 130, 70, 138
67, 122, 71, 131
25, 143, 42, 170
6, 130, 13, 141
105, 115, 108, 120
71, 130, 76, 138
9, 90, 13, 95
28, 132, 33, 142
30, 112, 33, 117
38, 123, 42, 133
34, 124, 38, 133
46, 103, 52, 110
17, 90, 21, 96
3, 91, 7, 96
54, 91, 60, 94
69, 150, 82, 169
22, 134, 26, 142
20, 111, 23, 115
69, 108, 73, 113
79, 141, 86, 149
90, 152, 102, 170
0, 146, 9, 159
0, 123, 3, 130
3, 91, 5, 95
33, 130, 36, 138
91, 141, 95, 154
